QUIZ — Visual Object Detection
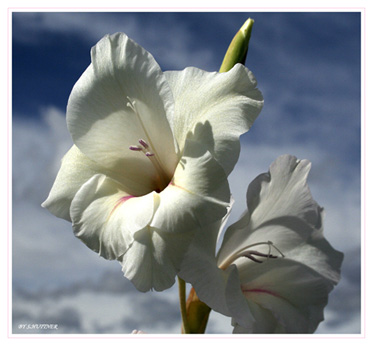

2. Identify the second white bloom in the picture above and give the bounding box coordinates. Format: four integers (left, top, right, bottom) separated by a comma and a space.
179, 155, 343, 333
42, 33, 263, 292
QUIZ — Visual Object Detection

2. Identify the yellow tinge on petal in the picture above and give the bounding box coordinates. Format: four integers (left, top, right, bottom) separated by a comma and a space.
219, 18, 254, 73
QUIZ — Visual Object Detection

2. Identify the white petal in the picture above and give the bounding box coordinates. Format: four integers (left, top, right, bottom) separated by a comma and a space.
121, 226, 195, 292
247, 155, 319, 227
234, 258, 334, 333
70, 174, 157, 260
178, 216, 235, 316
42, 145, 152, 221
232, 300, 284, 333
42, 145, 100, 221
224, 264, 256, 328
67, 33, 178, 189
164, 64, 263, 175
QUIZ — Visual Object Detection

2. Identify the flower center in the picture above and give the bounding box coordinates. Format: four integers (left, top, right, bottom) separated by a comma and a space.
126, 97, 172, 193
129, 138, 170, 192
219, 241, 285, 270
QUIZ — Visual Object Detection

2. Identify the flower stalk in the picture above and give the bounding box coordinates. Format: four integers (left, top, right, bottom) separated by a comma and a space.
178, 276, 190, 334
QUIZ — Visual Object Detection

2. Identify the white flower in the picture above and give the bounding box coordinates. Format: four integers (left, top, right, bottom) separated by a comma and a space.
131, 329, 146, 334
179, 155, 343, 333
42, 33, 263, 292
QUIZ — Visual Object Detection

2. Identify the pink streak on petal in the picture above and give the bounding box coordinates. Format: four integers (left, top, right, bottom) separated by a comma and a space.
169, 179, 188, 193
169, 180, 196, 199
109, 196, 134, 218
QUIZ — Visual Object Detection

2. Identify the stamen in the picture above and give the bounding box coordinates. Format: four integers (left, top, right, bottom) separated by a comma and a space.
145, 152, 154, 157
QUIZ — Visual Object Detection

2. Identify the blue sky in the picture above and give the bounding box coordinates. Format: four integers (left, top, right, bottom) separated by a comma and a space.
11, 11, 361, 335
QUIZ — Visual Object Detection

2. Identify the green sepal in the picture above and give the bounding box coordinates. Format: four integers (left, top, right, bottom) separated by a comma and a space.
186, 287, 212, 334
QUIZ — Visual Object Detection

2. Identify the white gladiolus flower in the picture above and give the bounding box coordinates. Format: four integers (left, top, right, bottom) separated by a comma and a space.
179, 155, 343, 333
42, 33, 263, 292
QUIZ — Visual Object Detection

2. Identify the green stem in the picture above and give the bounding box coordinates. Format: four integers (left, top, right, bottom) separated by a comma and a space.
178, 276, 190, 334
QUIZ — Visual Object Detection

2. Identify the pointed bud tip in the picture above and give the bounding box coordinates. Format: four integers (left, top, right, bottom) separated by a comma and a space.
240, 18, 254, 37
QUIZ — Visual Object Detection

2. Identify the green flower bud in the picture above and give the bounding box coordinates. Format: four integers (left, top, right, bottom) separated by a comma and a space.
219, 18, 254, 73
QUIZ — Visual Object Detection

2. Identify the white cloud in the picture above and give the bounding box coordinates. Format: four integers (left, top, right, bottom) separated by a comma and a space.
13, 268, 235, 334
12, 108, 120, 292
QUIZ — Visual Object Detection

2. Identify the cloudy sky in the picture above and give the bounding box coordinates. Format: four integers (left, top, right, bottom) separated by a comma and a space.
10, 10, 362, 335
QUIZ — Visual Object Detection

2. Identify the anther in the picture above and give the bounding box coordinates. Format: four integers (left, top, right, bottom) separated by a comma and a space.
129, 145, 143, 151
240, 241, 285, 264
145, 152, 154, 157
243, 253, 264, 263
139, 139, 149, 149
243, 250, 278, 263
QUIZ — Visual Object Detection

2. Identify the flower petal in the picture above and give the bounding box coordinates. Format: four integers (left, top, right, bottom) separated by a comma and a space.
42, 145, 101, 221
164, 64, 263, 175
246, 155, 320, 227
41, 145, 152, 221
178, 214, 238, 317
151, 139, 231, 233
120, 226, 195, 292
70, 174, 157, 260
233, 258, 334, 333
232, 300, 284, 333
67, 33, 178, 189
